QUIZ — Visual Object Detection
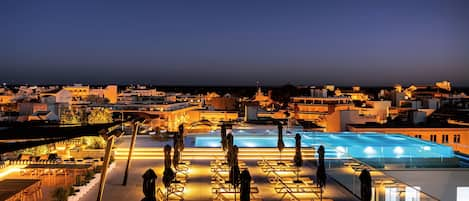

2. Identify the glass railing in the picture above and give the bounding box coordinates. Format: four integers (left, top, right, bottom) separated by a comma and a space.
325, 158, 440, 201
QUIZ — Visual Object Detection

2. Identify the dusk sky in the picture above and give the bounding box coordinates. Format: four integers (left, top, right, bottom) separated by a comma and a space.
1, 0, 469, 86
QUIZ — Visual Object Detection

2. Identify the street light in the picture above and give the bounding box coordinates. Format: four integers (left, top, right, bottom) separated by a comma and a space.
122, 117, 145, 186
97, 128, 124, 201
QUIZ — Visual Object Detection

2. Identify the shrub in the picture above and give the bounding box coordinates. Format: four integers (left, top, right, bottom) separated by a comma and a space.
52, 187, 69, 201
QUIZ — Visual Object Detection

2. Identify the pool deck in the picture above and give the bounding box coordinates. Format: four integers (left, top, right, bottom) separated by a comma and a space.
78, 135, 360, 201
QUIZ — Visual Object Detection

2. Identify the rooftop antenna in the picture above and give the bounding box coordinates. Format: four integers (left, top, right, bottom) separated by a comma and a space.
256, 81, 261, 93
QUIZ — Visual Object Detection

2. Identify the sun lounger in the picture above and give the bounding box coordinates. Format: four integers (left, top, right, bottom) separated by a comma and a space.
212, 192, 263, 201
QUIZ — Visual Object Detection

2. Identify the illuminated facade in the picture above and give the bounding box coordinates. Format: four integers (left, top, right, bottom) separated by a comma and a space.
289, 96, 354, 127
0, 94, 13, 104
89, 85, 118, 104
253, 87, 274, 108
63, 84, 90, 99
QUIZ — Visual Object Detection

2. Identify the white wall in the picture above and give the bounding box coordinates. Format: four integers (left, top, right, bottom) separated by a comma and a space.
384, 169, 469, 201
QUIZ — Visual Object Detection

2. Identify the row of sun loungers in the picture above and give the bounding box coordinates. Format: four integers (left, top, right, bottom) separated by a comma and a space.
258, 159, 333, 201
157, 160, 191, 201
211, 159, 262, 201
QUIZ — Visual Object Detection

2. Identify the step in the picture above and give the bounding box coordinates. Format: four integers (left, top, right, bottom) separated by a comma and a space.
113, 147, 345, 160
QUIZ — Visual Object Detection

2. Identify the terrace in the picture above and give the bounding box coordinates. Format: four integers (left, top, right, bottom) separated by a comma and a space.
80, 130, 452, 201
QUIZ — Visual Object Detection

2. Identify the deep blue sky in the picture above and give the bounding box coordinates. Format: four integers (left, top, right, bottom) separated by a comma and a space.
1, 0, 468, 86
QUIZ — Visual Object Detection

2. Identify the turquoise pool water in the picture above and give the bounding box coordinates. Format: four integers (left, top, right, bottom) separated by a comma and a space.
194, 132, 454, 159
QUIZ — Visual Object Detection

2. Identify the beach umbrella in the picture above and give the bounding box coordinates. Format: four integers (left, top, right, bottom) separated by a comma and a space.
173, 128, 179, 152
164, 144, 172, 169
221, 124, 227, 151
316, 145, 327, 191
318, 145, 325, 167
229, 145, 240, 187
177, 124, 185, 152
163, 145, 175, 200
141, 169, 157, 201
316, 163, 327, 188
229, 163, 240, 201
293, 133, 303, 181
229, 163, 240, 187
226, 133, 234, 163
240, 169, 251, 201
173, 124, 184, 167
229, 146, 239, 168
277, 122, 285, 161
359, 169, 372, 201
172, 148, 180, 171
163, 167, 175, 188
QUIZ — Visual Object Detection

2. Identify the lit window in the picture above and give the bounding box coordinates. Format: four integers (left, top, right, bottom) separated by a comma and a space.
442, 135, 449, 143
454, 134, 461, 143
430, 135, 437, 142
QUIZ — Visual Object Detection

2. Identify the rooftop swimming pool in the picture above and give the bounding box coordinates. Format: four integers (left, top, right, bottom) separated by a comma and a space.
194, 132, 455, 159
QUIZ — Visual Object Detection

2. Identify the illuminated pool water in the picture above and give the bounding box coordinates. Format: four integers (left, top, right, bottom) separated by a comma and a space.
194, 132, 455, 159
